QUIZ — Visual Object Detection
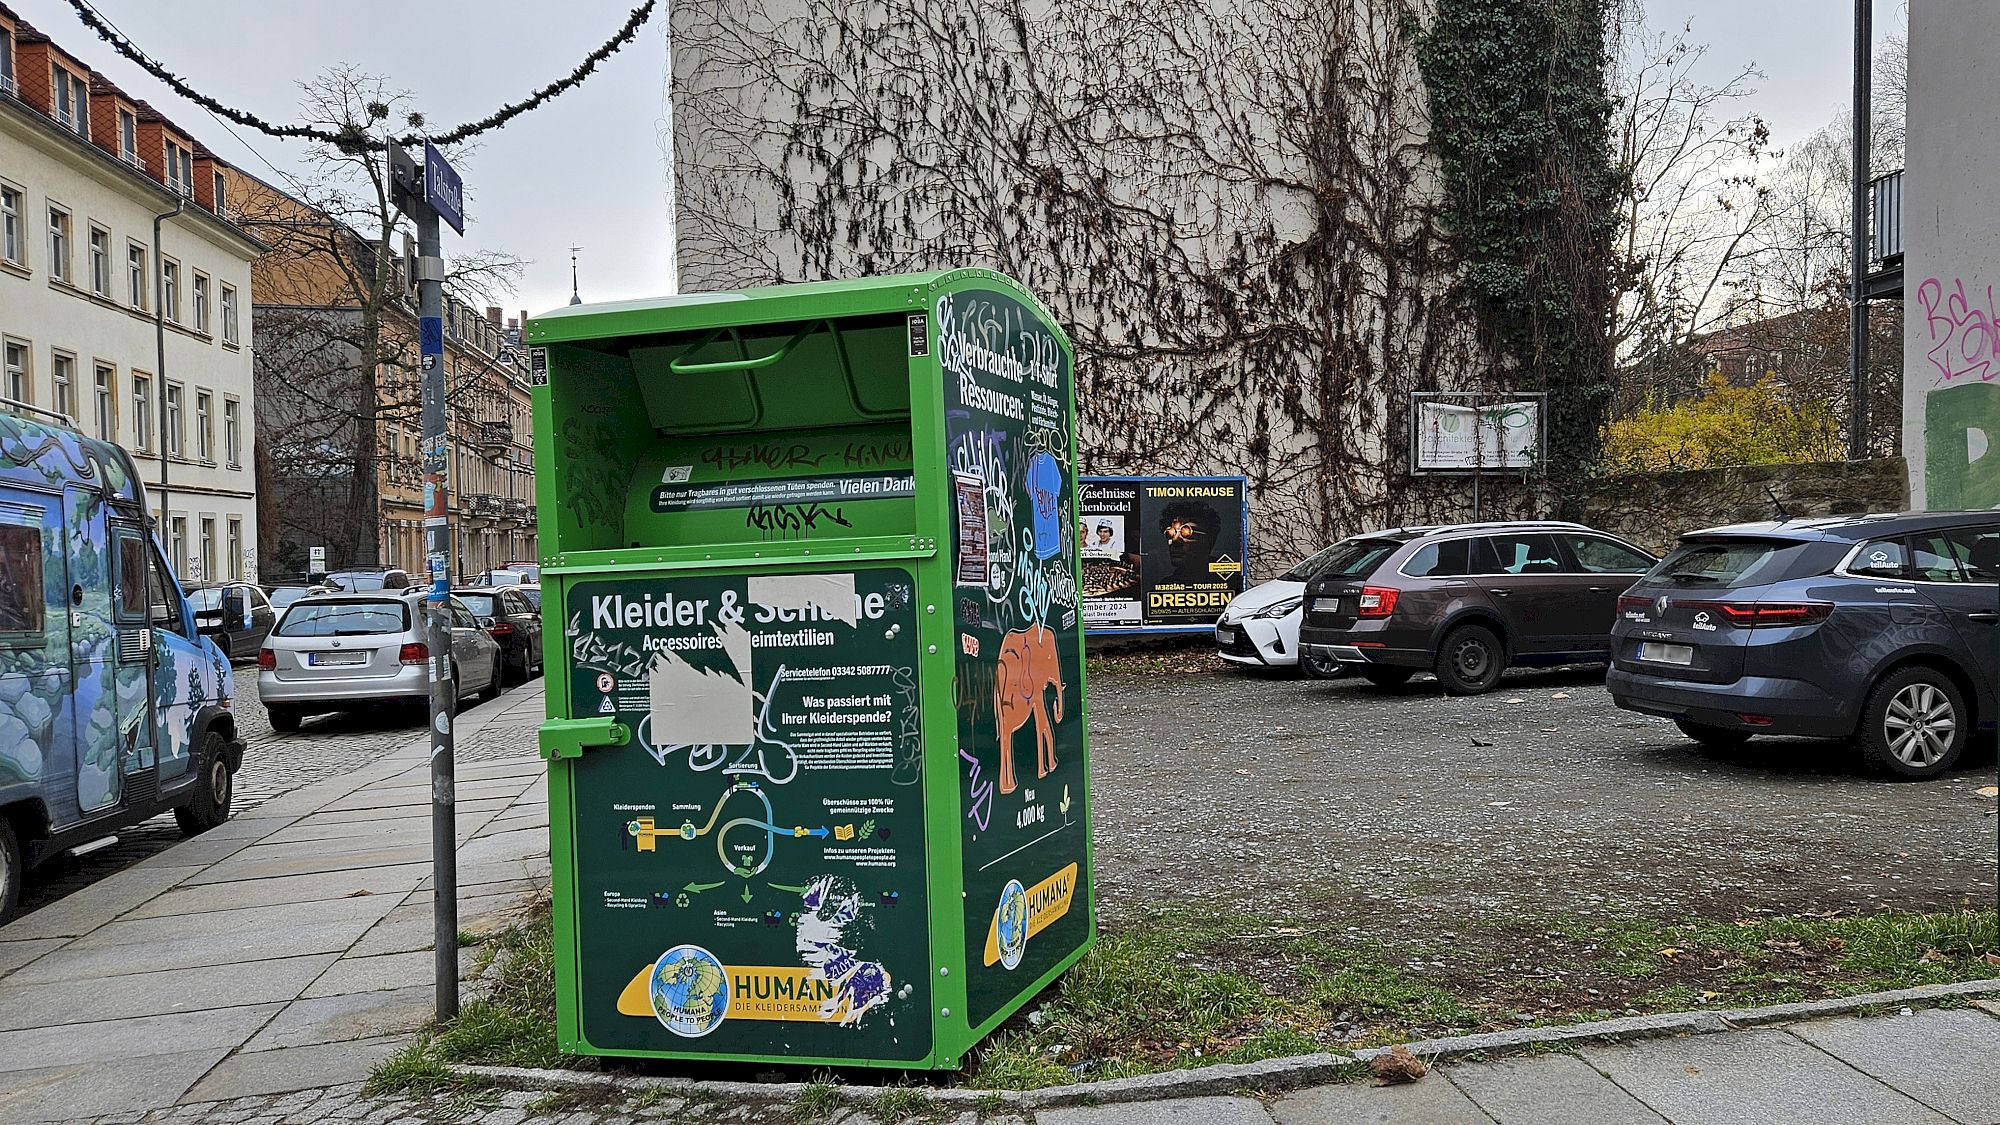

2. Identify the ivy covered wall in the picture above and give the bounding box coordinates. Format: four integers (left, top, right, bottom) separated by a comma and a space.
670, 0, 1620, 569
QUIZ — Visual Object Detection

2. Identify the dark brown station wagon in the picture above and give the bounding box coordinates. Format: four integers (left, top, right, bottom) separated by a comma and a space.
1296, 521, 1656, 694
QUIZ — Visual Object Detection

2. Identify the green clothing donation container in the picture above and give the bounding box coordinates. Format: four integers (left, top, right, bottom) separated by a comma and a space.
528, 270, 1094, 1070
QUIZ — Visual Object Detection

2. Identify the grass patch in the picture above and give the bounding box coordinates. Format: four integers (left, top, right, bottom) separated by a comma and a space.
789, 1079, 842, 1122
872, 1086, 936, 1122
373, 889, 2000, 1098
369, 895, 566, 1094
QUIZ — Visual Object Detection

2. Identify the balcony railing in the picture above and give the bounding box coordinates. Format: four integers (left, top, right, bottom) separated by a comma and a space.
466, 493, 502, 518
476, 420, 513, 458
1864, 169, 1904, 299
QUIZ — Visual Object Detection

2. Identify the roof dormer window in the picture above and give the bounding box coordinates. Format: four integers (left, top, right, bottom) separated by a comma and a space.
0, 28, 17, 98
119, 108, 138, 165
165, 140, 193, 196
52, 65, 87, 136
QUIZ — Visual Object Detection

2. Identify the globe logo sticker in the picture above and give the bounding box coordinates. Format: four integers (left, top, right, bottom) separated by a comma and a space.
648, 944, 729, 1037
995, 880, 1029, 970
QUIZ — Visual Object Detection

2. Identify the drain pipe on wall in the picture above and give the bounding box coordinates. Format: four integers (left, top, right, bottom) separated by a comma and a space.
153, 196, 183, 550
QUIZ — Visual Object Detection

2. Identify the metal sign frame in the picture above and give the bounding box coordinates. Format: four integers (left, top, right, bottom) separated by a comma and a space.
1408, 391, 1548, 476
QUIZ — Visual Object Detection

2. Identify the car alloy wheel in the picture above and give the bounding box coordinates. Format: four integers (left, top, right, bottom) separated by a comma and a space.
1885, 681, 1957, 768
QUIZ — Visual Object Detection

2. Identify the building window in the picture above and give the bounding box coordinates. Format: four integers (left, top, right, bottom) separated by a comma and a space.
131, 374, 153, 450
52, 65, 86, 136
88, 226, 109, 296
192, 273, 209, 333
169, 515, 187, 575
162, 259, 180, 323
51, 352, 74, 419
47, 205, 69, 285
164, 382, 183, 456
165, 141, 193, 197
226, 518, 242, 580
2, 339, 26, 403
223, 397, 240, 466
93, 364, 114, 440
0, 185, 21, 266
195, 389, 212, 461
211, 171, 227, 217
118, 108, 137, 164
0, 27, 14, 96
220, 283, 238, 344
198, 517, 215, 583
127, 243, 147, 308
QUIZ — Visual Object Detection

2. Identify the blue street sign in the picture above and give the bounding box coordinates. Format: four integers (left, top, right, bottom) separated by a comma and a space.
423, 142, 465, 235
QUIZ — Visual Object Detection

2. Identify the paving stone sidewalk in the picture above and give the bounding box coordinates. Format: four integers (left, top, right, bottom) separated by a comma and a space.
0, 687, 550, 1125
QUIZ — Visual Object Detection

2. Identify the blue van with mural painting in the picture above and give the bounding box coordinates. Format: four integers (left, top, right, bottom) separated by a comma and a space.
0, 403, 243, 924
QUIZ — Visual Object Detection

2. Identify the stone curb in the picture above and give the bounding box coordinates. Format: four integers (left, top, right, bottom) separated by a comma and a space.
445, 976, 2000, 1109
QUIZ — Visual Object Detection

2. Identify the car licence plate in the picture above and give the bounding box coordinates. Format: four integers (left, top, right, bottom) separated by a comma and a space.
309, 651, 367, 666
1638, 642, 1694, 666
1310, 597, 1340, 613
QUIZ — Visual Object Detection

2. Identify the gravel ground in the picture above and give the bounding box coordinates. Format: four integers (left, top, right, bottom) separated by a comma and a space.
1088, 661, 1999, 939
14, 664, 534, 918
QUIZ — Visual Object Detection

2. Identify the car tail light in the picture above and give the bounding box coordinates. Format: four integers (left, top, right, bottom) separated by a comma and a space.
489, 622, 516, 637
398, 642, 428, 665
1357, 586, 1399, 617
1737, 713, 1775, 726
1617, 595, 1651, 614
1715, 602, 1832, 627
256, 648, 275, 670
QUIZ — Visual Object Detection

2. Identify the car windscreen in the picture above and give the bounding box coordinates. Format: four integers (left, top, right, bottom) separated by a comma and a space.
456, 593, 499, 617
1310, 538, 1401, 581
1645, 538, 1811, 590
517, 588, 541, 609
185, 587, 224, 611
1279, 544, 1346, 582
274, 600, 409, 637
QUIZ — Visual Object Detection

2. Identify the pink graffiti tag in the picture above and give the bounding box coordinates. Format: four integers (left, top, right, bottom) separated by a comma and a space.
1918, 277, 2000, 383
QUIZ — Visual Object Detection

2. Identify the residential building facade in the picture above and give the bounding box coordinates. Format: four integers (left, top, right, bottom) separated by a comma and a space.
229, 169, 535, 580
0, 5, 260, 581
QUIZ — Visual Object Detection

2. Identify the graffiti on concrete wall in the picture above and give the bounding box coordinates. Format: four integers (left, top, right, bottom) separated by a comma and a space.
1919, 277, 2000, 508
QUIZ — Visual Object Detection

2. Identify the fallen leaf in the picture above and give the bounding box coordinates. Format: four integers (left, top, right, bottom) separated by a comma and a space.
1920, 948, 1947, 963
1234, 769, 1252, 777
1551, 692, 1571, 699
1658, 948, 1683, 959
1982, 952, 2000, 968
1825, 937, 1846, 954
1503, 698, 1525, 705
1699, 991, 1721, 1002
1978, 786, 1999, 798
1368, 1045, 1428, 1085
1685, 1065, 1701, 1075
346, 890, 373, 898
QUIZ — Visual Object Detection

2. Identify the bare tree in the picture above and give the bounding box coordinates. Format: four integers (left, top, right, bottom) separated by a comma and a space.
1606, 14, 1774, 407
240, 67, 522, 572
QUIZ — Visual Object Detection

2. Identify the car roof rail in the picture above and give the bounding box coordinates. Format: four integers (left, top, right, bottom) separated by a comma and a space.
1, 396, 82, 431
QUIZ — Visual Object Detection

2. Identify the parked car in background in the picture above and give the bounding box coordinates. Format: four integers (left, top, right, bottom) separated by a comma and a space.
263, 583, 317, 619
1609, 512, 2000, 779
257, 592, 501, 732
320, 568, 412, 593
454, 585, 545, 684
515, 586, 542, 611
470, 567, 535, 588
1215, 543, 1347, 674
185, 582, 278, 661
1297, 521, 1656, 694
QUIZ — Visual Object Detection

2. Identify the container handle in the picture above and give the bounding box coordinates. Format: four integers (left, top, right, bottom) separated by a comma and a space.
669, 322, 821, 375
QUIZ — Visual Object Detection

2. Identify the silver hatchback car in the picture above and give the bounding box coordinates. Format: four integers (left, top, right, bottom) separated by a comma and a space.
257, 593, 502, 732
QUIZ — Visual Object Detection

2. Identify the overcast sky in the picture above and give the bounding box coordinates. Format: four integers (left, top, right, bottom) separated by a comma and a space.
7, 1, 1898, 317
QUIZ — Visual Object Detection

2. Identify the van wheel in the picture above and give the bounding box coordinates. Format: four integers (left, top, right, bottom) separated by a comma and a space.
1360, 666, 1417, 688
1675, 719, 1753, 747
175, 732, 235, 836
0, 819, 20, 926
1435, 624, 1505, 695
1858, 666, 1967, 780
267, 705, 302, 733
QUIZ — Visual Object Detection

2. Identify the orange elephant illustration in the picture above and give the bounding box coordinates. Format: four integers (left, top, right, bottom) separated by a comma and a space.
996, 623, 1063, 795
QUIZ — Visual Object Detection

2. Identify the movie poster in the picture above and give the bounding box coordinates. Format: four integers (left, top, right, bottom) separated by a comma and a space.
1077, 476, 1247, 632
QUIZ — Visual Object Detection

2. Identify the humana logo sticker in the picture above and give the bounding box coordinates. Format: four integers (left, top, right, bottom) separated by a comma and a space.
984, 862, 1079, 970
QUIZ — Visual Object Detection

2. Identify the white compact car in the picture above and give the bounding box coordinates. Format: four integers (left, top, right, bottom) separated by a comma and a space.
1213, 545, 1342, 674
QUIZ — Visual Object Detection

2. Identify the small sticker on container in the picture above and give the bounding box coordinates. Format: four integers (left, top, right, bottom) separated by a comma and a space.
907, 312, 929, 357
530, 347, 549, 386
